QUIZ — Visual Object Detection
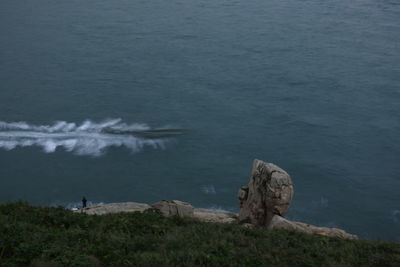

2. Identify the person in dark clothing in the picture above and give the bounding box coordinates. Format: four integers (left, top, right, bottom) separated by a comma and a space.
82, 197, 87, 208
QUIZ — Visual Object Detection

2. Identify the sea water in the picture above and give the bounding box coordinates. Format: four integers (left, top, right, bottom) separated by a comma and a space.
0, 0, 399, 241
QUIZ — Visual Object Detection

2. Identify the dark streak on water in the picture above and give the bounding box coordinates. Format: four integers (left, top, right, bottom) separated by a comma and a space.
0, 0, 399, 241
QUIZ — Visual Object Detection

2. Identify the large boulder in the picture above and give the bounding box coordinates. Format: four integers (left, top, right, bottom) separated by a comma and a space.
269, 215, 358, 239
152, 200, 194, 217
238, 159, 294, 226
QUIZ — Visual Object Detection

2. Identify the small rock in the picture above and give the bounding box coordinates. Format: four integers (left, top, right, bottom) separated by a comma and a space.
152, 200, 194, 217
193, 208, 238, 223
242, 223, 254, 229
269, 215, 358, 239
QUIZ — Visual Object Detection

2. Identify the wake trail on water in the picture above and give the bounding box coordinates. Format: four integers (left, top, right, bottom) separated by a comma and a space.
0, 119, 173, 156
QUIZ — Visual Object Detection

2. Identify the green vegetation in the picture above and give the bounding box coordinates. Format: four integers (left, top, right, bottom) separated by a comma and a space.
0, 202, 399, 266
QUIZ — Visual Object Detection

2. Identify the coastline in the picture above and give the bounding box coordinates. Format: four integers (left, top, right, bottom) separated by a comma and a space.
74, 199, 357, 240
70, 160, 358, 240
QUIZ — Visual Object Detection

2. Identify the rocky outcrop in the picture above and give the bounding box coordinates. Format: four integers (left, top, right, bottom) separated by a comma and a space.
76, 202, 151, 215
75, 200, 238, 224
238, 159, 294, 226
269, 215, 358, 239
152, 200, 194, 217
237, 159, 357, 239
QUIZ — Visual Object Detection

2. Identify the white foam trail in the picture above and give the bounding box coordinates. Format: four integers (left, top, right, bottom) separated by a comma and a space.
0, 119, 171, 156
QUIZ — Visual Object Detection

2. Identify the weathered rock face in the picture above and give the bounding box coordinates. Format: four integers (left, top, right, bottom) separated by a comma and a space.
238, 159, 294, 226
269, 215, 358, 239
152, 200, 194, 217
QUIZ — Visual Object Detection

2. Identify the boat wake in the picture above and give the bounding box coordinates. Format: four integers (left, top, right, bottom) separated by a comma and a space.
0, 119, 177, 156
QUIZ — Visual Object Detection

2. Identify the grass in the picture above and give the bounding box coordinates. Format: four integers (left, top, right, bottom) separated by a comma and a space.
0, 201, 399, 266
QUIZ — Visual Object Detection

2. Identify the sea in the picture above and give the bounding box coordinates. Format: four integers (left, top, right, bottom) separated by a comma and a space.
0, 0, 399, 241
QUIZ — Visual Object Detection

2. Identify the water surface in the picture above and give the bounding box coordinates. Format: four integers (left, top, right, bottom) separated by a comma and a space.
0, 0, 399, 241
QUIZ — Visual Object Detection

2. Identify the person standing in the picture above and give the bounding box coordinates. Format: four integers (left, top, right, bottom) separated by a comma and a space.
82, 197, 87, 208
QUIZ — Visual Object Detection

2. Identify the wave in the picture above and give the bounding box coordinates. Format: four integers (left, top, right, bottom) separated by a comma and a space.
392, 210, 400, 223
0, 119, 173, 156
201, 185, 217, 195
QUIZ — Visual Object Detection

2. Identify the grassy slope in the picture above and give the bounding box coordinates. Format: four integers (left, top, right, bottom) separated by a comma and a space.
0, 202, 399, 267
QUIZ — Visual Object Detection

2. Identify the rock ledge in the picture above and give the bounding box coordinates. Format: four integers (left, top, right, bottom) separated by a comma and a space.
74, 159, 357, 239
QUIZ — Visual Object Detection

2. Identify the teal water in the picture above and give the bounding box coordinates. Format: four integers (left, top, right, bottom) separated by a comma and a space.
0, 0, 399, 241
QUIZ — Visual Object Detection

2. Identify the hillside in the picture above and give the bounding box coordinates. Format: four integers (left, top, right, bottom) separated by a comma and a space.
0, 202, 399, 266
